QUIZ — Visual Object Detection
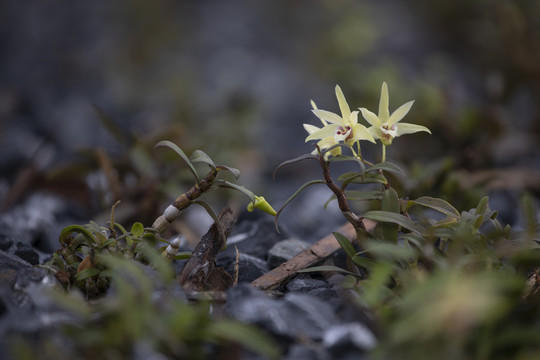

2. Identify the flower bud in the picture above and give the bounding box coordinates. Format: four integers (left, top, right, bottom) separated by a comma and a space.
247, 196, 277, 216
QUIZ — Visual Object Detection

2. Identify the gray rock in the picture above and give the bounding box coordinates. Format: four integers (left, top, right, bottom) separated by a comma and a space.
285, 276, 328, 292
285, 344, 330, 360
226, 284, 338, 341
217, 252, 269, 283
267, 238, 310, 269
323, 322, 377, 354
223, 218, 288, 260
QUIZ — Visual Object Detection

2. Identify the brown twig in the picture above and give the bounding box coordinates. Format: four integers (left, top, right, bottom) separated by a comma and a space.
251, 220, 375, 291
318, 148, 367, 243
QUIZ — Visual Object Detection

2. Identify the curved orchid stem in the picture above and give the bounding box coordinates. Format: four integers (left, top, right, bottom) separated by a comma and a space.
382, 144, 387, 163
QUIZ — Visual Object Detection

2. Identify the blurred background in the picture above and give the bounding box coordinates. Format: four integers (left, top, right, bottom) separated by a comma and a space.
1, 0, 539, 241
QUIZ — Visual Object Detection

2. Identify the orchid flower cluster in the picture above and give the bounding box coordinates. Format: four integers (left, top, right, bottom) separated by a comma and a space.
304, 82, 431, 162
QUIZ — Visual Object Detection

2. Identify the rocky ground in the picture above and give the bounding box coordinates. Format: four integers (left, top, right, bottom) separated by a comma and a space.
0, 190, 378, 359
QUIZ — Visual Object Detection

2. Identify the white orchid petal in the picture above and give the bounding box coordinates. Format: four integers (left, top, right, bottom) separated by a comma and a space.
335, 85, 351, 121
303, 123, 320, 135
351, 124, 376, 143
305, 124, 338, 142
379, 82, 390, 121
388, 100, 415, 125
312, 109, 344, 125
368, 125, 382, 139
395, 123, 431, 136
349, 111, 359, 126
359, 108, 381, 127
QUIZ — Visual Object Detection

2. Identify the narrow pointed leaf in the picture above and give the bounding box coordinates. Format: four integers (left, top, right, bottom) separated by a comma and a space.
351, 254, 377, 269
334, 231, 357, 259
381, 188, 400, 243
408, 196, 460, 219
273, 153, 318, 178
339, 172, 388, 188
274, 179, 325, 231
190, 149, 216, 169
216, 165, 241, 179
155, 140, 199, 183
365, 241, 416, 262
345, 190, 384, 201
59, 225, 97, 245
76, 267, 100, 281
213, 179, 256, 203
297, 265, 361, 277
363, 210, 425, 234
365, 161, 405, 176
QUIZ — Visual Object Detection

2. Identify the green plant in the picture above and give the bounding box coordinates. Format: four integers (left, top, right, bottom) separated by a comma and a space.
277, 82, 540, 359
47, 141, 275, 298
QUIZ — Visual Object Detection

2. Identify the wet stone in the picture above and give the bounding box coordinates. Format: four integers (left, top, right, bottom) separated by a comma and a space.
284, 344, 330, 360
267, 238, 310, 269
217, 252, 269, 283
226, 284, 338, 341
285, 276, 328, 292
0, 234, 13, 252
13, 243, 39, 265
323, 322, 377, 355
223, 218, 288, 260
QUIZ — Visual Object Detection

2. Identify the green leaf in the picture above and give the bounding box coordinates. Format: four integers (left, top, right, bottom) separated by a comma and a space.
345, 190, 384, 201
364, 210, 425, 234
351, 254, 377, 269
213, 179, 256, 203
174, 251, 192, 260
59, 225, 97, 246
327, 155, 365, 170
334, 232, 357, 259
363, 241, 416, 262
408, 196, 460, 219
155, 140, 200, 183
273, 153, 318, 179
381, 188, 400, 243
339, 172, 387, 188
475, 196, 489, 216
365, 161, 405, 176
274, 179, 325, 232
209, 320, 281, 359
113, 222, 129, 235
131, 222, 144, 237
76, 267, 100, 281
136, 242, 174, 281
297, 265, 362, 277
216, 165, 240, 179
190, 149, 216, 169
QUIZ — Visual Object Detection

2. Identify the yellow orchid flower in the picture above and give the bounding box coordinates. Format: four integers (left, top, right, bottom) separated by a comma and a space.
359, 82, 431, 147
305, 85, 376, 148
303, 100, 342, 158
